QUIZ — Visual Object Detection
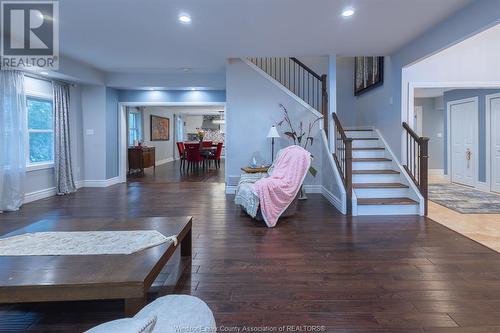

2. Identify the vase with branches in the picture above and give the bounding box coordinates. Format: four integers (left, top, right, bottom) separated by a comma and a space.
276, 104, 321, 198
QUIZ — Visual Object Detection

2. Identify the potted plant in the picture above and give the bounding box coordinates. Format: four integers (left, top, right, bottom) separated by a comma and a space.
196, 128, 205, 142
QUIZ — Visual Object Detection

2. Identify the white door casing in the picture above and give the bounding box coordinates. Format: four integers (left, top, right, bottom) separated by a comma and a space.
487, 93, 500, 193
447, 97, 478, 187
414, 106, 423, 136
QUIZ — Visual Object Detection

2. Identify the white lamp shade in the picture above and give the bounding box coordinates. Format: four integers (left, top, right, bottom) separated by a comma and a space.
267, 126, 280, 138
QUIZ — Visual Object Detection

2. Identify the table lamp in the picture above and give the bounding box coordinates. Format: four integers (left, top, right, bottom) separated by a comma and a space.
267, 126, 280, 162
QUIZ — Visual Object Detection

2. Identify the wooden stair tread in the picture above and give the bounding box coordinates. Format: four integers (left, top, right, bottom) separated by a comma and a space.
353, 169, 400, 174
357, 197, 418, 205
352, 158, 391, 162
351, 147, 385, 151
353, 183, 409, 189
351, 137, 378, 140
345, 129, 373, 131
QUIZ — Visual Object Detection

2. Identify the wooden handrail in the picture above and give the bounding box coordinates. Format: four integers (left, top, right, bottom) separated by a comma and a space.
290, 57, 322, 80
402, 122, 430, 215
248, 57, 328, 136
332, 113, 353, 214
403, 122, 420, 142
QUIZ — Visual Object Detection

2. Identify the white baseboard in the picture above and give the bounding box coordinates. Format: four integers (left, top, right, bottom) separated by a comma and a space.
83, 177, 121, 188
303, 185, 322, 193
429, 169, 445, 176
321, 186, 343, 213
156, 157, 175, 166
225, 185, 236, 194
24, 187, 57, 204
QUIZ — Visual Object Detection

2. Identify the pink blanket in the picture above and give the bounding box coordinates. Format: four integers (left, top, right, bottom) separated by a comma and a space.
252, 145, 311, 227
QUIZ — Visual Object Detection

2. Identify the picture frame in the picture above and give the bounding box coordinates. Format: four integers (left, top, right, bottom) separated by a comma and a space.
150, 115, 170, 141
354, 56, 384, 96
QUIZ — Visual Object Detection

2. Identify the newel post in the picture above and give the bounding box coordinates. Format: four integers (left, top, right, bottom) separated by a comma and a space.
419, 137, 430, 216
321, 74, 328, 135
345, 138, 353, 215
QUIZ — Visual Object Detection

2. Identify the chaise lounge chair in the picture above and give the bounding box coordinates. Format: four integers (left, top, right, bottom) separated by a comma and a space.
235, 145, 311, 227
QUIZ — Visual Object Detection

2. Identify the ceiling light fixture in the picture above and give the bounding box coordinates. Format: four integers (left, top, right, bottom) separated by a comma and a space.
40, 71, 49, 75
178, 14, 191, 24
190, 88, 196, 91
341, 8, 355, 17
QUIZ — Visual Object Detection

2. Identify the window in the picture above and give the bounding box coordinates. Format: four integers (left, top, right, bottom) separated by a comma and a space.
128, 111, 142, 146
27, 97, 54, 166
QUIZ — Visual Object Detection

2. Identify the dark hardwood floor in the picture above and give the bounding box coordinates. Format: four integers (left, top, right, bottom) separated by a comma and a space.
1, 161, 500, 332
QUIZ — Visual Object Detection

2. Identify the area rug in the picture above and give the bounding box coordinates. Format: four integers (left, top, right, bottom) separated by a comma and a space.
0, 230, 178, 256
429, 183, 500, 214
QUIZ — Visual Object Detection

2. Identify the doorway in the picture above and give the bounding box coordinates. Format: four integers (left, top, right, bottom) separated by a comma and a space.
447, 97, 478, 187
118, 103, 226, 184
487, 93, 500, 193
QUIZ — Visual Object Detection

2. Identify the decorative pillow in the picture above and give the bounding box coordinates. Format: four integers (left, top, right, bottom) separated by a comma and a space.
85, 315, 157, 333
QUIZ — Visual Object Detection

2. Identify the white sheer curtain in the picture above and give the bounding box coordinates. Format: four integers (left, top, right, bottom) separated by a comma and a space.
176, 115, 184, 142
0, 70, 26, 212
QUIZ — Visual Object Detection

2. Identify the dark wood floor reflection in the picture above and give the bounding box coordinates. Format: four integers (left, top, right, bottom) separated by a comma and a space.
1, 162, 500, 332
128, 159, 225, 184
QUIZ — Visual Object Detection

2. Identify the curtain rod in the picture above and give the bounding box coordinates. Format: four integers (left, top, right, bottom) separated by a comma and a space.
23, 72, 77, 87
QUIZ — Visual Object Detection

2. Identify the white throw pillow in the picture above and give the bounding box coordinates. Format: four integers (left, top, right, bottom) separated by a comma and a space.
85, 315, 157, 333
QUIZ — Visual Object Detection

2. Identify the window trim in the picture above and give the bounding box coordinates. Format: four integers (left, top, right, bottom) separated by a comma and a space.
25, 95, 55, 171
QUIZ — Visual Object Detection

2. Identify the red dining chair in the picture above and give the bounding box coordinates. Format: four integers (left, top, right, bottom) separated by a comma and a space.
202, 141, 213, 148
208, 142, 223, 169
176, 142, 186, 170
184, 143, 205, 171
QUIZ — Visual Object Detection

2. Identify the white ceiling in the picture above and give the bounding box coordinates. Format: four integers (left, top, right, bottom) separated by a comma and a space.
59, 0, 471, 74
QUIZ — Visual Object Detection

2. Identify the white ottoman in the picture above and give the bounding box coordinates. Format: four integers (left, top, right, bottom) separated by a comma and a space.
87, 295, 216, 333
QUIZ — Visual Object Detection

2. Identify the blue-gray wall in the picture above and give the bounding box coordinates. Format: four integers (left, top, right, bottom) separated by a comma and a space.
106, 87, 119, 179
118, 90, 226, 103
443, 89, 500, 181
349, 0, 500, 158
415, 97, 445, 170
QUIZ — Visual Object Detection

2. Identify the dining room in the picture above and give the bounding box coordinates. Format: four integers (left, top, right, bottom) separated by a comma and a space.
124, 104, 225, 184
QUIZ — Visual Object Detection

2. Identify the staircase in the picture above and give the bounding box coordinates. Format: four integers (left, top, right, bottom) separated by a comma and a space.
346, 128, 420, 215
244, 56, 426, 216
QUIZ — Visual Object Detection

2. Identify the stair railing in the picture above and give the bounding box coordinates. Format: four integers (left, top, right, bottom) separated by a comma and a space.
247, 57, 328, 133
332, 113, 353, 214
402, 122, 430, 215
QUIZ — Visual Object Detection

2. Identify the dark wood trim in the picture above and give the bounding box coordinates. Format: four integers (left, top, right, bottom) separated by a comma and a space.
402, 122, 430, 216
290, 57, 322, 80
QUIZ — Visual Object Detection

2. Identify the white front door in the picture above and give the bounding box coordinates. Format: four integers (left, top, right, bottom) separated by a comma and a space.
491, 96, 500, 193
450, 99, 477, 187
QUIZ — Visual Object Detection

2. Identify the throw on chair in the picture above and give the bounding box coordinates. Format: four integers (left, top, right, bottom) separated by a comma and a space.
235, 145, 311, 227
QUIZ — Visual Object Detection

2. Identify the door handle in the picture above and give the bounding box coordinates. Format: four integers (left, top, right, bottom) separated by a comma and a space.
466, 149, 471, 168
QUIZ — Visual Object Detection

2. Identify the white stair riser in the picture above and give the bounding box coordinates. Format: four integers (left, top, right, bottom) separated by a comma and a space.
345, 131, 376, 138
352, 161, 393, 170
352, 150, 385, 159
356, 204, 419, 215
353, 173, 401, 183
354, 188, 410, 198
352, 140, 381, 148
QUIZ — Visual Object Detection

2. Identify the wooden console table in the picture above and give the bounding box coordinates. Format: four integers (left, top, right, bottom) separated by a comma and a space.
128, 146, 155, 176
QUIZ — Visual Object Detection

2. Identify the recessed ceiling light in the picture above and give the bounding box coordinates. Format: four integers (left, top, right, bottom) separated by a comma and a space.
190, 88, 196, 91
40, 71, 49, 75
178, 14, 191, 24
341, 8, 355, 17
